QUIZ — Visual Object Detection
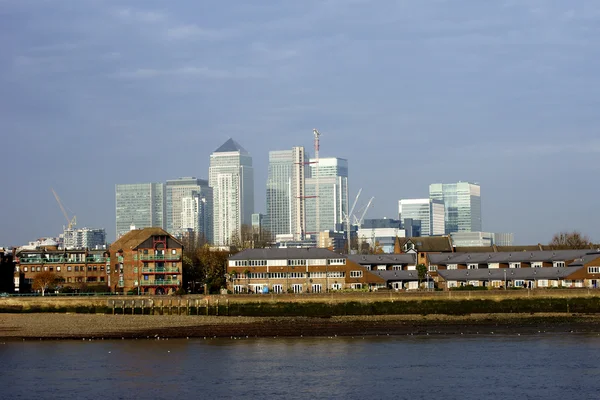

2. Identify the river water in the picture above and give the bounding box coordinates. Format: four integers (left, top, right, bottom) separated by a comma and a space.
2, 334, 600, 399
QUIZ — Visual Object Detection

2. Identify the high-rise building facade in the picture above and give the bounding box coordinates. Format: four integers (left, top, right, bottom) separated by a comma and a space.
180, 191, 212, 241
265, 146, 307, 238
166, 177, 213, 242
305, 157, 348, 234
398, 198, 445, 236
209, 139, 254, 245
62, 228, 107, 250
115, 183, 165, 238
429, 182, 481, 234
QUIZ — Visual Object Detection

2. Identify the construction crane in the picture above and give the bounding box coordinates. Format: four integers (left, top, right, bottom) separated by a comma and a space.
313, 128, 321, 236
52, 188, 77, 230
354, 196, 375, 227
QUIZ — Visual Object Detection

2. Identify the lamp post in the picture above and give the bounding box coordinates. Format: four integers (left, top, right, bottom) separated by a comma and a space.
503, 269, 507, 290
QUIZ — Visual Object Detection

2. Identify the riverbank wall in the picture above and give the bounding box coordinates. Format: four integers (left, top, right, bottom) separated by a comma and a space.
2, 289, 600, 316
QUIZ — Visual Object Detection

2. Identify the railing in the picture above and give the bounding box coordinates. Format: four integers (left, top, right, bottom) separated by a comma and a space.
19, 257, 108, 264
138, 254, 181, 262
142, 267, 180, 273
140, 280, 181, 286
86, 257, 109, 263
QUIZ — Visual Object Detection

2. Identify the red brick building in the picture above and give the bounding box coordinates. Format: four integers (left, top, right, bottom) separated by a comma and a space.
109, 228, 183, 295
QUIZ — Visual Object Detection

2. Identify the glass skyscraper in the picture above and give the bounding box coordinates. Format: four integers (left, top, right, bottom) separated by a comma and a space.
115, 183, 165, 238
165, 177, 213, 242
429, 182, 481, 234
266, 147, 307, 238
209, 139, 254, 245
398, 198, 445, 236
305, 157, 348, 234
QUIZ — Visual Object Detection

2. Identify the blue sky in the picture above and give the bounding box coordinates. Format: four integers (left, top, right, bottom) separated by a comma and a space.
1, 0, 599, 246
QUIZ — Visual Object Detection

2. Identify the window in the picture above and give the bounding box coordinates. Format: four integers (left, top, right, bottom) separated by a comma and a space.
312, 284, 322, 293
100, 266, 104, 271
43, 266, 48, 271
467, 264, 478, 270
67, 266, 72, 271
429, 265, 438, 272
36, 266, 41, 272
588, 266, 600, 274
331, 283, 342, 291
447, 264, 458, 270
172, 249, 177, 255
23, 267, 28, 272
350, 271, 363, 278
554, 261, 566, 268
509, 263, 521, 269
144, 275, 149, 280
272, 284, 283, 294
392, 265, 403, 270
350, 283, 362, 290
49, 267, 53, 272
327, 271, 345, 278
56, 266, 61, 272
292, 284, 303, 293
532, 262, 543, 268
75, 266, 79, 272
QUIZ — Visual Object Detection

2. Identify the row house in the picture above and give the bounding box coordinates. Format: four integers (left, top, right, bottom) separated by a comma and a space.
13, 247, 110, 293
348, 254, 426, 290
109, 228, 183, 295
429, 250, 600, 289
226, 248, 385, 293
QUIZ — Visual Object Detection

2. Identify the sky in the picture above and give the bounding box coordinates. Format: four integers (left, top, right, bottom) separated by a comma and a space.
1, 0, 599, 246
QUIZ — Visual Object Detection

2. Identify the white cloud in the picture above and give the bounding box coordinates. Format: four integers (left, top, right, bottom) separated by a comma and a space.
113, 8, 166, 23
166, 24, 230, 40
114, 65, 263, 80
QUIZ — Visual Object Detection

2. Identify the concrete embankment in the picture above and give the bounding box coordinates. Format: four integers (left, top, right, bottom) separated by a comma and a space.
1, 290, 600, 316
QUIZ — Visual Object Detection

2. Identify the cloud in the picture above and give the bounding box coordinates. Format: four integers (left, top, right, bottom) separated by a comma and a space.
114, 65, 263, 80
114, 8, 166, 23
166, 24, 231, 40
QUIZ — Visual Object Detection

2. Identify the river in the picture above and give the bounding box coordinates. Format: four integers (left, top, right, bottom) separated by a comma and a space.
2, 334, 599, 399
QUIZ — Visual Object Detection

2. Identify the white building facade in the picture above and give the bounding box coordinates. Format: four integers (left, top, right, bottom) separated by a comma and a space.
209, 139, 254, 245
166, 177, 212, 242
429, 182, 482, 234
305, 157, 348, 234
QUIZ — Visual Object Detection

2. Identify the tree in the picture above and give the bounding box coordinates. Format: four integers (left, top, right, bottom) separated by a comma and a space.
549, 231, 593, 249
32, 271, 60, 296
416, 264, 427, 289
230, 224, 272, 250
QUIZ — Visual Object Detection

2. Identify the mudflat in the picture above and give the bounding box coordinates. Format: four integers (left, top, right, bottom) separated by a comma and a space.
1, 313, 600, 340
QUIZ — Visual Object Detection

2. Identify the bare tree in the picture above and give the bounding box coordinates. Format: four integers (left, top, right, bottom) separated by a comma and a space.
230, 224, 272, 250
32, 271, 60, 296
549, 231, 593, 249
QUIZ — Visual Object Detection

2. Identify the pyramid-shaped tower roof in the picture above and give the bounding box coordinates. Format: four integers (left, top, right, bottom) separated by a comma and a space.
214, 138, 248, 154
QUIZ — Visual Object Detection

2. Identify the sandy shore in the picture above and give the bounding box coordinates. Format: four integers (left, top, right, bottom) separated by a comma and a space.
2, 313, 600, 340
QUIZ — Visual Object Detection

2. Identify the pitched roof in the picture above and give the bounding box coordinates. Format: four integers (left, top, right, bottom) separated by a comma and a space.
230, 247, 343, 260
437, 266, 583, 281
110, 227, 177, 251
349, 254, 416, 265
453, 245, 545, 253
369, 270, 422, 281
396, 236, 453, 252
568, 253, 600, 267
214, 138, 248, 154
429, 250, 598, 265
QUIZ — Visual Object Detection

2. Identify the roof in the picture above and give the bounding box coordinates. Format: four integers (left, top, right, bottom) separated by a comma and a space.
110, 227, 179, 251
429, 250, 598, 265
369, 270, 422, 281
437, 266, 584, 281
230, 248, 343, 260
568, 253, 600, 267
349, 254, 416, 265
214, 138, 248, 154
396, 236, 453, 252
453, 245, 544, 253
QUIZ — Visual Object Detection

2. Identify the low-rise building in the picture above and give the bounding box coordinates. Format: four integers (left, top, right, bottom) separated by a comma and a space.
109, 227, 183, 295
13, 247, 110, 293
226, 248, 385, 293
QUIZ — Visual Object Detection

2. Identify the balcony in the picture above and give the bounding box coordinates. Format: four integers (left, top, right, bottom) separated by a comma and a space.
138, 254, 182, 262
86, 257, 109, 263
140, 279, 181, 286
141, 267, 180, 273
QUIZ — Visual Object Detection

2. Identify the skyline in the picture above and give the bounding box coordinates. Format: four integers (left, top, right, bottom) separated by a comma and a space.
2, 1, 600, 245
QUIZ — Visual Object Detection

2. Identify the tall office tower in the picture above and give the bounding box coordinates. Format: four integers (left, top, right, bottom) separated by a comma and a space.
305, 157, 348, 234
209, 139, 254, 245
398, 198, 445, 236
429, 182, 481, 234
265, 146, 307, 238
115, 183, 165, 238
166, 177, 213, 242
180, 189, 212, 242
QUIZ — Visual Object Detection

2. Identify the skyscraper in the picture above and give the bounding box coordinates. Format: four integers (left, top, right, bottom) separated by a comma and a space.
429, 182, 481, 234
398, 198, 445, 236
209, 139, 254, 245
305, 157, 348, 234
180, 191, 212, 241
165, 177, 213, 242
265, 146, 307, 238
115, 183, 165, 238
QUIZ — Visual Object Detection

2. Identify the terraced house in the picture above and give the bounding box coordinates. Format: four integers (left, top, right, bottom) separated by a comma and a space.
109, 227, 183, 295
226, 248, 385, 293
13, 242, 110, 293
